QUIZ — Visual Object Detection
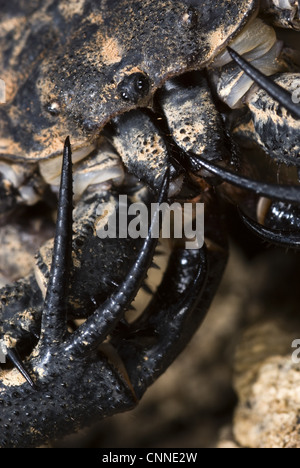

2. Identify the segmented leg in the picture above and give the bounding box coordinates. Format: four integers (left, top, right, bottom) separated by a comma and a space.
0, 137, 171, 448
38, 137, 169, 360
186, 152, 300, 204
239, 210, 300, 249
225, 47, 300, 244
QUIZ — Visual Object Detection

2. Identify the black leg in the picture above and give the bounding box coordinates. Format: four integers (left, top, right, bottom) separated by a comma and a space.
113, 243, 227, 399
62, 169, 170, 357
187, 152, 300, 204
227, 47, 300, 120
239, 210, 300, 249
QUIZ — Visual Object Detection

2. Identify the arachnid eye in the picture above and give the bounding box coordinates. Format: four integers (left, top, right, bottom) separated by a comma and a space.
46, 101, 61, 117
118, 73, 150, 103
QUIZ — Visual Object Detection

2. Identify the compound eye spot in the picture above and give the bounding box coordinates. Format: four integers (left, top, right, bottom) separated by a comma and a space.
46, 101, 61, 117
118, 73, 150, 104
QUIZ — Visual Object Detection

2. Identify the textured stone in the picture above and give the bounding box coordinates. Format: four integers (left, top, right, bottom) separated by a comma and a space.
233, 320, 300, 448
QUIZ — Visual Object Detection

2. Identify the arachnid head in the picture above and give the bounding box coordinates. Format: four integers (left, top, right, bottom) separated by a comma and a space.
0, 0, 258, 162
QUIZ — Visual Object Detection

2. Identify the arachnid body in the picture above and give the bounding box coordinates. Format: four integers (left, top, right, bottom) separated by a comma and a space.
0, 0, 300, 447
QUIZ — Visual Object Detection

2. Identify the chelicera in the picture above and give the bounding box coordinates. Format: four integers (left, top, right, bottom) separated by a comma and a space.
0, 0, 300, 447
